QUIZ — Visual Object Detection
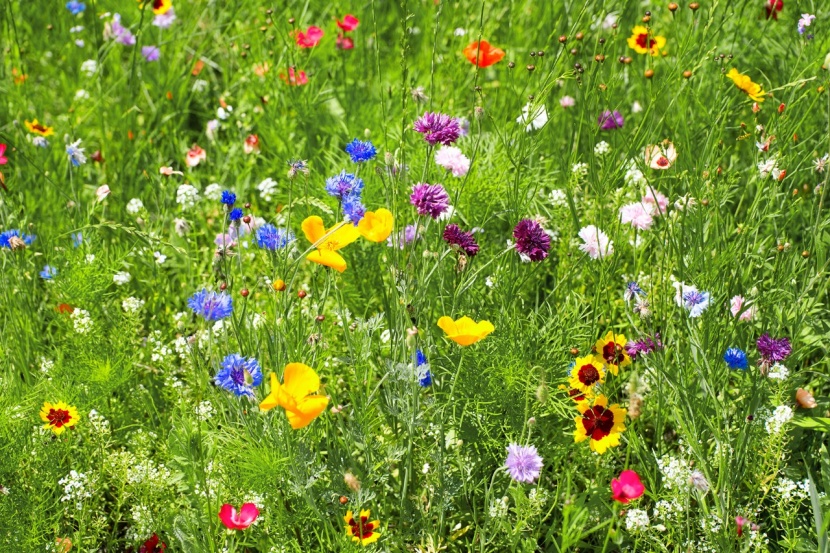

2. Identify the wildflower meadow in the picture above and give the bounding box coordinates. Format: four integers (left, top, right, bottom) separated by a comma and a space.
2, 0, 830, 551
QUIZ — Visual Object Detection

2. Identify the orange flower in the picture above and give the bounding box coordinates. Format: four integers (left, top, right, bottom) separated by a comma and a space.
463, 40, 505, 67
437, 316, 494, 346
302, 216, 360, 273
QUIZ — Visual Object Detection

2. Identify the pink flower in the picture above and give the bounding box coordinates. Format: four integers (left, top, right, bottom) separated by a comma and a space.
95, 185, 111, 202
0, 144, 7, 165
619, 202, 654, 230
218, 503, 259, 530
434, 146, 470, 177
611, 470, 645, 503
294, 26, 323, 48
730, 295, 756, 321
186, 145, 206, 168
244, 134, 260, 155
336, 34, 354, 50
642, 189, 669, 216
336, 14, 359, 32
578, 225, 613, 260
280, 67, 308, 86
735, 516, 758, 537
159, 166, 183, 176
559, 96, 576, 108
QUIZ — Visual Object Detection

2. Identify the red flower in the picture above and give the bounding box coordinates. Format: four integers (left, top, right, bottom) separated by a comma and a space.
139, 534, 166, 553
279, 67, 308, 86
463, 40, 505, 68
336, 14, 359, 32
244, 134, 260, 154
56, 303, 74, 314
611, 470, 645, 503
0, 144, 7, 165
294, 26, 323, 48
765, 0, 783, 19
218, 503, 259, 530
336, 35, 354, 50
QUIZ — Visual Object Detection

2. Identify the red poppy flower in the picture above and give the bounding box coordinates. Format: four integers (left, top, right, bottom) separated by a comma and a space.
56, 303, 74, 314
139, 534, 166, 553
611, 470, 645, 503
0, 144, 7, 165
463, 40, 505, 68
336, 35, 354, 50
336, 14, 359, 32
280, 67, 308, 86
218, 503, 259, 530
294, 26, 323, 48
765, 0, 783, 19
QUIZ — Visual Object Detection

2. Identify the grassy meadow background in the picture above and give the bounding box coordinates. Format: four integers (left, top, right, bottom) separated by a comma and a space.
1, 0, 830, 551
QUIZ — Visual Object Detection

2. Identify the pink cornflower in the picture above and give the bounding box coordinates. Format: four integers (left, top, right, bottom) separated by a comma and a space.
186, 145, 206, 168
294, 26, 323, 48
619, 202, 654, 230
434, 146, 470, 177
0, 144, 7, 165
642, 189, 669, 216
730, 295, 757, 321
559, 96, 576, 108
578, 225, 613, 259
504, 443, 543, 483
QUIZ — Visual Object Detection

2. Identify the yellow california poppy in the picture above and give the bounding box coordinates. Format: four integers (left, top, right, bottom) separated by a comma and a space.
25, 119, 55, 137
39, 401, 80, 435
574, 394, 627, 454
344, 509, 381, 546
357, 209, 394, 243
302, 216, 360, 273
259, 363, 329, 429
726, 68, 766, 103
627, 26, 666, 56
437, 316, 494, 346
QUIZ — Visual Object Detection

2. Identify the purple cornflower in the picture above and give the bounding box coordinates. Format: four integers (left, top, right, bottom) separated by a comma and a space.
624, 281, 644, 302
757, 333, 792, 363
188, 289, 233, 321
413, 112, 461, 146
345, 139, 377, 163
152, 8, 176, 29
410, 183, 450, 219
443, 224, 479, 256
598, 110, 624, 130
215, 354, 263, 398
141, 45, 161, 62
325, 170, 364, 201
387, 224, 419, 249
108, 14, 136, 46
504, 443, 543, 483
513, 219, 550, 262
342, 195, 366, 225
625, 334, 662, 359
682, 289, 710, 318
255, 224, 294, 250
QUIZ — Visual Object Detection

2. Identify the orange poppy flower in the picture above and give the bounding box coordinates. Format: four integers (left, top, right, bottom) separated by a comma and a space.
463, 40, 505, 67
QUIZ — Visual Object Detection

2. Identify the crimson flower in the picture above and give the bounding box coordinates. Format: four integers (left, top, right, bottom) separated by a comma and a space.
610, 470, 645, 503
218, 503, 260, 530
295, 26, 323, 48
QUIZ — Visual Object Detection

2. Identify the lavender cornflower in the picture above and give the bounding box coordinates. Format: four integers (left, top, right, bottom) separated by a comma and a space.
798, 13, 815, 35
342, 196, 366, 225
188, 289, 233, 321
513, 219, 551, 262
325, 171, 364, 201
598, 110, 624, 130
387, 224, 419, 249
443, 224, 479, 257
0, 230, 35, 249
141, 45, 160, 62
66, 140, 87, 167
221, 191, 236, 206
345, 139, 377, 163
504, 443, 543, 483
66, 0, 85, 14
255, 224, 294, 250
625, 334, 662, 359
410, 183, 450, 219
152, 8, 176, 28
723, 347, 748, 370
624, 282, 644, 302
682, 289, 710, 318
215, 354, 263, 398
108, 14, 136, 46
757, 333, 792, 364
413, 112, 461, 146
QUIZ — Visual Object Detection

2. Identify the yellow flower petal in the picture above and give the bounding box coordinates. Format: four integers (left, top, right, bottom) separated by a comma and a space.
259, 373, 281, 411
357, 209, 394, 243
282, 363, 321, 402
306, 249, 348, 272
301, 216, 326, 244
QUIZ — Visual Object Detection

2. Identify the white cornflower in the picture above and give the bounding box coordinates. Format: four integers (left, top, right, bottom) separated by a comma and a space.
757, 157, 780, 179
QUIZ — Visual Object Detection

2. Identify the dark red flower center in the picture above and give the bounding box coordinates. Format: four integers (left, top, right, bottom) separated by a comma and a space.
635, 33, 656, 50
48, 408, 72, 428
152, 0, 165, 9
577, 364, 600, 386
656, 156, 669, 167
32, 123, 48, 133
348, 516, 375, 540
568, 388, 586, 401
581, 405, 615, 440
602, 342, 624, 366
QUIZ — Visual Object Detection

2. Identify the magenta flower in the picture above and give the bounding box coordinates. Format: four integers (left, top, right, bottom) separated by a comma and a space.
410, 183, 450, 219
513, 219, 550, 261
443, 224, 479, 256
504, 443, 543, 483
598, 110, 624, 130
218, 503, 259, 530
413, 112, 461, 146
611, 470, 645, 503
756, 333, 791, 363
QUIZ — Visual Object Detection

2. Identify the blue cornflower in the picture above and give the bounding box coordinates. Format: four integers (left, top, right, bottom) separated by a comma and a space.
325, 170, 364, 201
221, 190, 236, 206
40, 265, 58, 279
624, 281, 644, 302
255, 224, 294, 250
66, 140, 87, 167
682, 289, 711, 318
345, 139, 377, 163
71, 232, 83, 247
287, 159, 309, 179
415, 349, 432, 387
66, 0, 85, 14
0, 229, 35, 249
724, 347, 748, 370
229, 208, 244, 221
215, 353, 263, 397
342, 195, 366, 225
188, 289, 233, 321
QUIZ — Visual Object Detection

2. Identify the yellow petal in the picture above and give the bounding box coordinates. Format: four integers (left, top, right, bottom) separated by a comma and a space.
306, 249, 348, 272
285, 395, 329, 429
357, 209, 394, 243
282, 363, 321, 400
324, 223, 361, 250
259, 373, 281, 411
301, 216, 326, 244
437, 316, 458, 336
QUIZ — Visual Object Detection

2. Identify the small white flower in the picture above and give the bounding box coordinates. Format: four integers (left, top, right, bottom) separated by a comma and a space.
126, 198, 144, 214
80, 59, 97, 76
516, 103, 548, 132
113, 271, 132, 285
153, 251, 167, 265
625, 508, 650, 531
122, 297, 145, 313
594, 141, 611, 156
204, 183, 223, 201
176, 184, 200, 209
257, 178, 278, 202
765, 405, 793, 434
74, 89, 90, 101
70, 309, 93, 334
767, 363, 789, 380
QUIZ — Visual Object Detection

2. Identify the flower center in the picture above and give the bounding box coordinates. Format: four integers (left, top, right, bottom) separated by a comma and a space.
48, 408, 72, 428
348, 516, 375, 539
635, 33, 656, 50
577, 364, 600, 386
602, 342, 623, 366
581, 405, 615, 440
656, 156, 669, 167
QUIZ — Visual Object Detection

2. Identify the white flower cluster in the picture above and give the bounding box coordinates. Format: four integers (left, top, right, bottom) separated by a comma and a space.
571, 162, 589, 177
87, 409, 110, 434
39, 357, 54, 374
58, 470, 91, 510
767, 363, 789, 380
113, 271, 132, 285
548, 189, 567, 207
122, 296, 145, 313
657, 455, 690, 490
776, 477, 810, 502
594, 141, 611, 156
624, 161, 646, 186
653, 499, 683, 522
203, 183, 223, 201
71, 309, 93, 334
765, 405, 793, 434
125, 504, 155, 543
624, 508, 650, 531
195, 400, 214, 421
176, 184, 200, 209
126, 198, 144, 214
488, 496, 509, 518
257, 177, 278, 202
127, 458, 172, 489
146, 330, 172, 363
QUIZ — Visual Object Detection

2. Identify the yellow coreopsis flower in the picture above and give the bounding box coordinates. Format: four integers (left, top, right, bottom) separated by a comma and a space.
594, 331, 631, 375
259, 363, 329, 429
39, 401, 79, 435
301, 216, 360, 273
726, 68, 766, 102
574, 394, 627, 454
344, 509, 381, 546
437, 316, 494, 346
25, 119, 55, 137
568, 355, 606, 393
151, 0, 172, 14
627, 26, 666, 56
357, 209, 394, 243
